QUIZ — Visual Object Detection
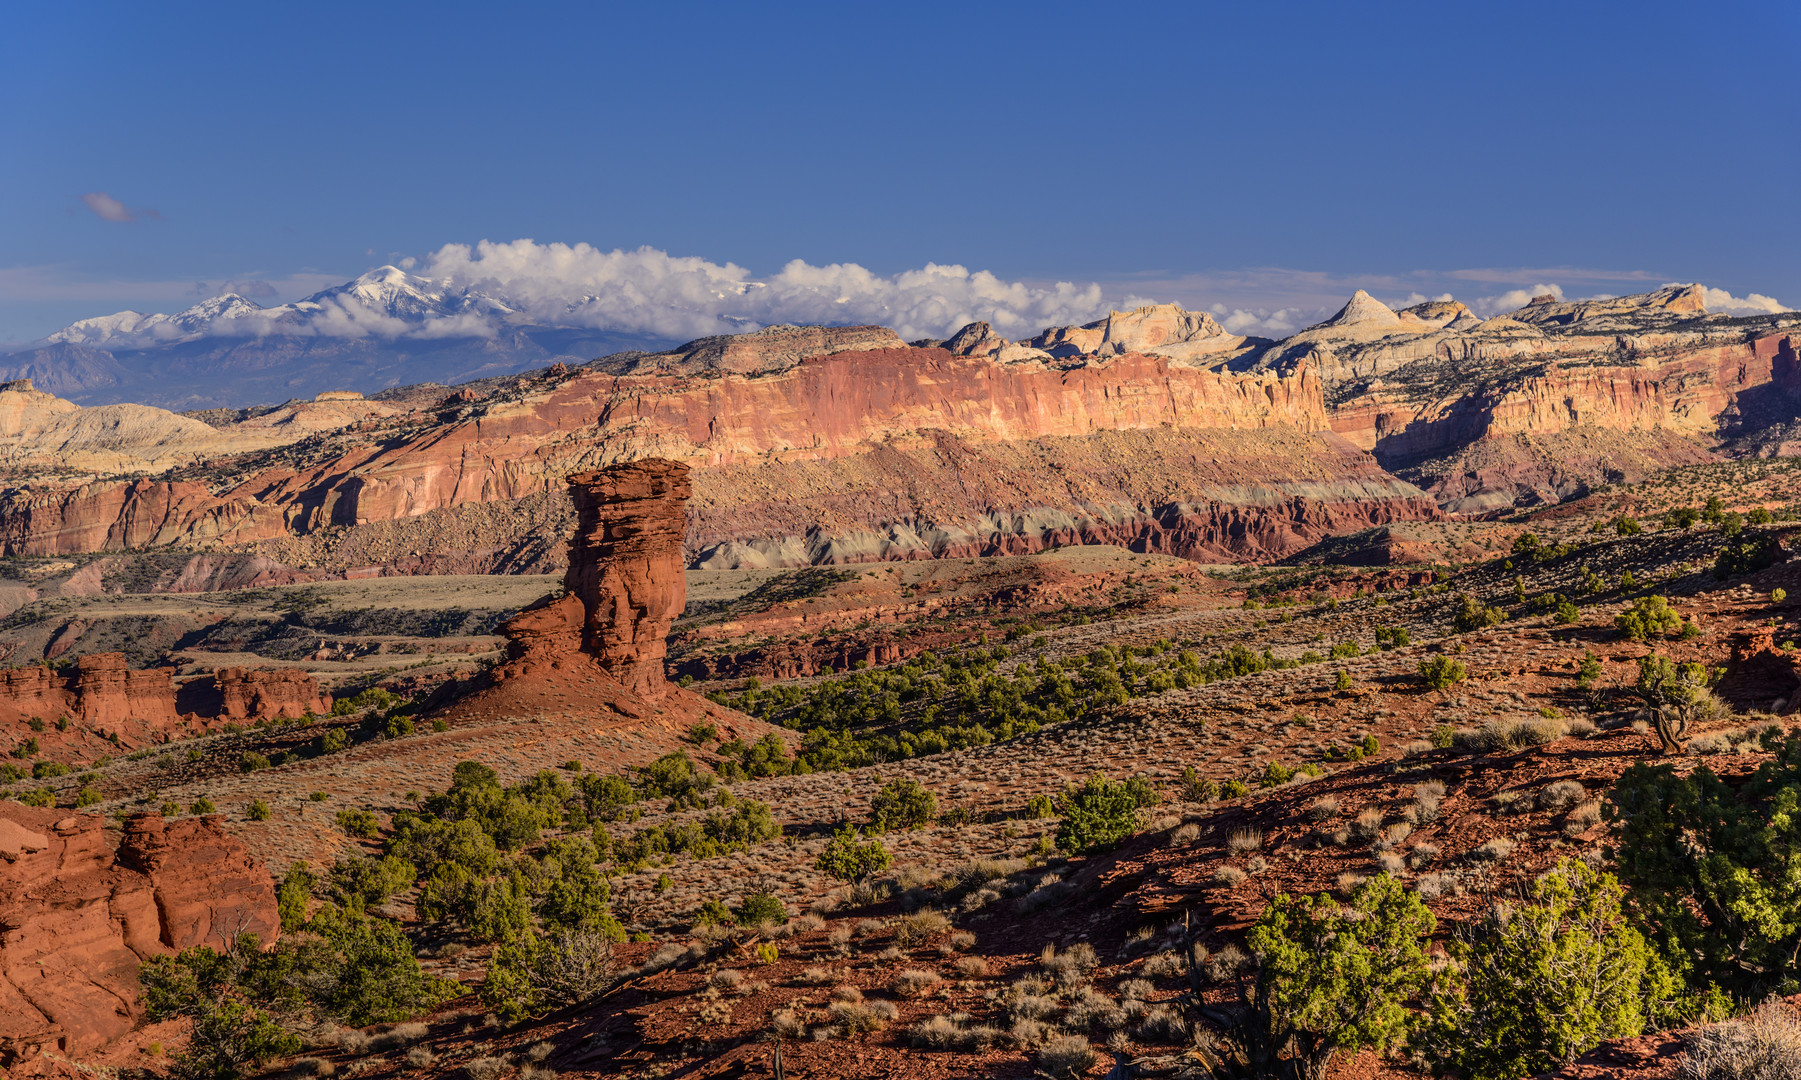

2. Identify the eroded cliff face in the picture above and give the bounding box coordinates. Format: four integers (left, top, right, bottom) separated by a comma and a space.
1, 285, 1792, 569
0, 806, 278, 1064
1250, 286, 1801, 510
0, 343, 1430, 568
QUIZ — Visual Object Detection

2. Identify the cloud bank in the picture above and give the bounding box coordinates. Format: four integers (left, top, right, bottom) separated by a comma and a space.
415, 240, 1113, 343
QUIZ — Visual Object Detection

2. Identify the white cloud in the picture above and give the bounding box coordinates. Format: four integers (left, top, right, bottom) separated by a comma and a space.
416, 240, 1113, 342
1469, 284, 1564, 318
80, 192, 134, 223
1211, 304, 1309, 337
1700, 286, 1788, 316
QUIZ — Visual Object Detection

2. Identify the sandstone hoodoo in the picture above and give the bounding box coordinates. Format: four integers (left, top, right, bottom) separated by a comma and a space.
433, 458, 736, 724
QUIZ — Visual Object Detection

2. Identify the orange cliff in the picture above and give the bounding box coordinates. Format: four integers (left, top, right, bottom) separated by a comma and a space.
0, 339, 1436, 568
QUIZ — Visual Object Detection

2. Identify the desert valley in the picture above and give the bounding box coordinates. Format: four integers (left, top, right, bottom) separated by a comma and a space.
0, 281, 1795, 1080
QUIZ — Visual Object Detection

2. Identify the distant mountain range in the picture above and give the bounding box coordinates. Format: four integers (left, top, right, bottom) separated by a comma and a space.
0, 266, 679, 409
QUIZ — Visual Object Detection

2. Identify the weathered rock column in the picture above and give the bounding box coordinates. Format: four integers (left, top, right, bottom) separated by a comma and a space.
563, 459, 691, 698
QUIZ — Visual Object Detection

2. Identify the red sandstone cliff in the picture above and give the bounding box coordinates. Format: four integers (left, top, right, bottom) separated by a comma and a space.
0, 806, 278, 1065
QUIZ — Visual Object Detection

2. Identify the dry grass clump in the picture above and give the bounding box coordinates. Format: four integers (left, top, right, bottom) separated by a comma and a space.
1211, 865, 1248, 887
1563, 801, 1604, 835
1170, 822, 1202, 845
952, 955, 989, 977
1409, 842, 1440, 868
891, 968, 944, 998
404, 1048, 436, 1069
352, 1024, 428, 1054
1336, 871, 1367, 895
1471, 837, 1517, 862
1350, 808, 1383, 843
1376, 853, 1406, 875
1064, 988, 1128, 1032
708, 969, 746, 992
941, 857, 1029, 897
829, 999, 898, 1035
1307, 795, 1340, 822
1038, 1033, 1096, 1079
1537, 779, 1586, 811
796, 966, 835, 985
1678, 1001, 1801, 1079
1018, 874, 1074, 914
831, 984, 864, 1003
1142, 950, 1186, 978
1010, 1017, 1055, 1047
1455, 716, 1569, 755
464, 1058, 507, 1080
1204, 944, 1249, 982
1406, 780, 1445, 825
893, 909, 950, 947
770, 1009, 808, 1039
909, 1014, 1001, 1051
294, 1058, 335, 1077
1226, 828, 1264, 853
1039, 942, 1098, 988
1136, 1004, 1188, 1042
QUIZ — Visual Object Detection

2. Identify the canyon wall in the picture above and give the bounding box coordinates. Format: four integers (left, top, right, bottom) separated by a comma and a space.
0, 340, 1433, 568
0, 287, 1793, 570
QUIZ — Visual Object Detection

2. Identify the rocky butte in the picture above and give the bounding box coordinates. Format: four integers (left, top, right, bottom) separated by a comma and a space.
0, 285, 1788, 570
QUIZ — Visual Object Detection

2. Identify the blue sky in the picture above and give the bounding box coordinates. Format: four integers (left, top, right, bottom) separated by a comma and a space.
2, 0, 1797, 342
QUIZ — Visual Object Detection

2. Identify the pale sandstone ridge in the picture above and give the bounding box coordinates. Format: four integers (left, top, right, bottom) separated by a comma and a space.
1030, 303, 1249, 361
0, 804, 279, 1065
1256, 284, 1800, 510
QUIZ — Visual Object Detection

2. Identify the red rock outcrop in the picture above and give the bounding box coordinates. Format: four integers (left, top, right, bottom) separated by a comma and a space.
0, 653, 179, 737
562, 461, 691, 697
435, 460, 713, 722
212, 667, 332, 720
0, 806, 278, 1064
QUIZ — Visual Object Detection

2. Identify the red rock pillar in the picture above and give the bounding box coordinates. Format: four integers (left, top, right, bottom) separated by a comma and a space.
563, 460, 691, 698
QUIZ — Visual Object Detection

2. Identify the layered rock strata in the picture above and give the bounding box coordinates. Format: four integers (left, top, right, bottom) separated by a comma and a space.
0, 341, 1432, 568
0, 806, 279, 1062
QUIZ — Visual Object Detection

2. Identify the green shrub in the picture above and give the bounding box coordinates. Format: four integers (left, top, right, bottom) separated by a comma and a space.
240, 752, 272, 773
1634, 654, 1713, 710
32, 761, 68, 779
1375, 625, 1410, 650
335, 809, 380, 839
1610, 729, 1801, 998
1334, 670, 1352, 692
1418, 655, 1468, 691
736, 891, 787, 926
1055, 775, 1139, 855
1615, 516, 1642, 536
74, 786, 101, 807
1421, 860, 1678, 1079
190, 797, 216, 815
1025, 792, 1057, 818
1224, 875, 1434, 1079
1178, 766, 1219, 803
1555, 600, 1581, 624
1714, 536, 1782, 580
870, 777, 937, 830
480, 928, 617, 1023
1453, 593, 1507, 632
319, 728, 350, 754
814, 826, 892, 881
693, 899, 736, 927
1615, 595, 1682, 641
248, 799, 270, 821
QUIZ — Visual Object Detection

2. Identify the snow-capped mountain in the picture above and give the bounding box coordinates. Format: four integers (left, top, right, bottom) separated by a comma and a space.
39, 267, 524, 351
4, 266, 674, 410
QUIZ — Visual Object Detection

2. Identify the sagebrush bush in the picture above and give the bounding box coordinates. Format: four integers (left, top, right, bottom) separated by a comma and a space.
1037, 1034, 1095, 1079
1678, 1002, 1801, 1080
